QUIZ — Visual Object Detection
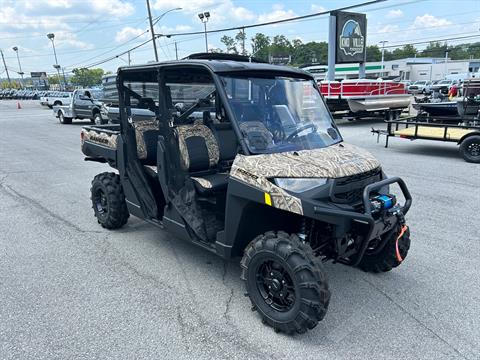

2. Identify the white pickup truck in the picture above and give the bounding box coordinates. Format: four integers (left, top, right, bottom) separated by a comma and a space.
40, 91, 72, 108
53, 89, 108, 125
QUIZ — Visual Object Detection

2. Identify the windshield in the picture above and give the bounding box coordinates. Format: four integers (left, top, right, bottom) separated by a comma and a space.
221, 75, 342, 154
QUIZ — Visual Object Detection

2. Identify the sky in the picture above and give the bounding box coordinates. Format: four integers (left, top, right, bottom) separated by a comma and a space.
0, 0, 479, 77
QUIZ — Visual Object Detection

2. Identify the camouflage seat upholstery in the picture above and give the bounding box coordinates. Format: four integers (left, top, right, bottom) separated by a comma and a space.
177, 124, 226, 195
133, 119, 160, 165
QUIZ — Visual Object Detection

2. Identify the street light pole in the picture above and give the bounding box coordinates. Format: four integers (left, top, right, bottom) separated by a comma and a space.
146, 0, 159, 61
47, 33, 64, 90
12, 47, 24, 89
379, 40, 388, 78
198, 12, 210, 53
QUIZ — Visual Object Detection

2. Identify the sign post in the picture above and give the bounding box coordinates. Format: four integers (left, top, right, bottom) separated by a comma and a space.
328, 11, 367, 80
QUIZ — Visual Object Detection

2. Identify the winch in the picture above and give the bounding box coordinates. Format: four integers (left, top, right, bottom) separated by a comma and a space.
370, 194, 396, 213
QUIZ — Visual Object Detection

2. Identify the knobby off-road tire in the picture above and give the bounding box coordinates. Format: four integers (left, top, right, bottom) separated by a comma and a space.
91, 172, 129, 229
459, 135, 480, 163
358, 225, 411, 273
241, 231, 331, 334
58, 111, 72, 124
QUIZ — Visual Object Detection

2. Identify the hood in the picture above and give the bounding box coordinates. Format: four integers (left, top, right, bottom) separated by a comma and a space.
231, 142, 380, 180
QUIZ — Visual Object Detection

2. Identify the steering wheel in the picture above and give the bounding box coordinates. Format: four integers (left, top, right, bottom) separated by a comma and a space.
285, 123, 317, 142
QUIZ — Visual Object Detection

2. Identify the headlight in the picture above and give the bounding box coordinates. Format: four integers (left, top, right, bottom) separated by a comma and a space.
273, 178, 328, 193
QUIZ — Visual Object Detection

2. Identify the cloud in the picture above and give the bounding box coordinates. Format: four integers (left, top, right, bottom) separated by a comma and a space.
153, 0, 255, 26
258, 5, 296, 23
386, 9, 403, 18
412, 14, 451, 28
115, 27, 149, 42
311, 4, 327, 13
91, 0, 134, 18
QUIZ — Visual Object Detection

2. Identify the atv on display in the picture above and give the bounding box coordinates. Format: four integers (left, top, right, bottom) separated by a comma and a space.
81, 54, 412, 334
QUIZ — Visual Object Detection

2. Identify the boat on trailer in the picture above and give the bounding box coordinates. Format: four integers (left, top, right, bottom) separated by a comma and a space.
319, 79, 410, 118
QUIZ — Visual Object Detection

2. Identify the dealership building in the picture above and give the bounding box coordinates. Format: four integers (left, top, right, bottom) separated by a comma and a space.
302, 58, 480, 81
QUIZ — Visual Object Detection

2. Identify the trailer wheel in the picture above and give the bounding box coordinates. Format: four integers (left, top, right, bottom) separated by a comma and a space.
241, 231, 330, 334
58, 111, 72, 124
91, 172, 129, 229
459, 135, 480, 163
358, 224, 410, 273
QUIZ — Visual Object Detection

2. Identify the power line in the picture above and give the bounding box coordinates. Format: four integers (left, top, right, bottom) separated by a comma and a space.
383, 34, 480, 49
156, 0, 388, 38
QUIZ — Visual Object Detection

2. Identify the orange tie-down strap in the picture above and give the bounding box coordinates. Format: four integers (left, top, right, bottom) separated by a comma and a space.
395, 225, 409, 263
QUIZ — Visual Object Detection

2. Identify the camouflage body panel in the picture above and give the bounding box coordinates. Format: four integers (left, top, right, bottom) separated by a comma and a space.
230, 143, 381, 215
81, 129, 118, 149
133, 120, 159, 160
176, 124, 220, 171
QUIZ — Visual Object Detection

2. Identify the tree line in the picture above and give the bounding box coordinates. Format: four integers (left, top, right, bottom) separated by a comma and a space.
213, 31, 480, 65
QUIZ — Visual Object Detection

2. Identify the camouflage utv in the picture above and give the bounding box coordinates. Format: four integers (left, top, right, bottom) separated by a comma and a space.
81, 54, 412, 334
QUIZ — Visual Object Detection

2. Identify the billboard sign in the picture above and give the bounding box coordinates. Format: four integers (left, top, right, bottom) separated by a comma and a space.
334, 11, 367, 64
31, 72, 48, 89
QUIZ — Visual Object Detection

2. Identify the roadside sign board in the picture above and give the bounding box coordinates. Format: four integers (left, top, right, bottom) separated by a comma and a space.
334, 11, 367, 64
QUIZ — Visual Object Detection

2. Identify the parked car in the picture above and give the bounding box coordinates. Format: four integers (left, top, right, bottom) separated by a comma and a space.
408, 80, 431, 94
40, 91, 72, 108
430, 79, 457, 95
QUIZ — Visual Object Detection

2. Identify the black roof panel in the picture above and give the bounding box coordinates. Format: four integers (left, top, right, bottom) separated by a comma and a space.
117, 59, 312, 79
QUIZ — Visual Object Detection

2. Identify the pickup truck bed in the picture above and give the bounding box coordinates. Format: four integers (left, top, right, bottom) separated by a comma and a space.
81, 119, 160, 167
81, 124, 120, 165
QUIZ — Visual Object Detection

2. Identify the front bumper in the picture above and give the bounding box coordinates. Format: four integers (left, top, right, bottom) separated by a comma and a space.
303, 177, 412, 265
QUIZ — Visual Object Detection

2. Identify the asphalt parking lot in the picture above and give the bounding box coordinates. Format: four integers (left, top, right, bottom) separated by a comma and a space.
0, 100, 478, 360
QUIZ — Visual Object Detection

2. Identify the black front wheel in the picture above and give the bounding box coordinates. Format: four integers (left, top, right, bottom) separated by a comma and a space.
460, 135, 480, 163
91, 172, 129, 229
358, 224, 411, 273
241, 231, 330, 334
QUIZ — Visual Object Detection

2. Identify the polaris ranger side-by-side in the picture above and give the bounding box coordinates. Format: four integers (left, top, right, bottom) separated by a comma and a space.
80, 56, 412, 334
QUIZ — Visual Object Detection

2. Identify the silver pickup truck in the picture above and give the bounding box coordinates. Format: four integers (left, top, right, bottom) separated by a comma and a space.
53, 89, 108, 125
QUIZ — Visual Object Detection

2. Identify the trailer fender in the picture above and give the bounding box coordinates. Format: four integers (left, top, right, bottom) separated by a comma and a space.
458, 131, 480, 145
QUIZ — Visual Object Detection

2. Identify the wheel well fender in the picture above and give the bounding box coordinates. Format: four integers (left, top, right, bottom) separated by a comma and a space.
458, 131, 480, 145
225, 197, 303, 258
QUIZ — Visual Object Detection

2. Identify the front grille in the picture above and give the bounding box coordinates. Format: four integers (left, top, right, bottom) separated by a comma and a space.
331, 168, 382, 204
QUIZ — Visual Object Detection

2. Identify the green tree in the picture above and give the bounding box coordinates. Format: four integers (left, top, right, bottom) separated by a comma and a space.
47, 74, 61, 85
251, 33, 270, 61
366, 45, 381, 62
292, 41, 328, 65
420, 42, 447, 58
70, 68, 104, 87
220, 35, 238, 54
235, 30, 247, 55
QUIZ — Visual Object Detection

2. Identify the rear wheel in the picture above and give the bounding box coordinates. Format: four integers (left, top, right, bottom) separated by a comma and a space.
459, 135, 480, 163
58, 111, 72, 124
358, 224, 410, 273
93, 112, 103, 125
91, 172, 129, 229
241, 231, 330, 334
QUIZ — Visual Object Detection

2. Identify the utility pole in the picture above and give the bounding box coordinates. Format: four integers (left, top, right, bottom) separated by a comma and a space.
174, 42, 178, 60
146, 0, 159, 61
128, 51, 131, 65
0, 50, 12, 87
241, 28, 246, 55
379, 40, 388, 78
